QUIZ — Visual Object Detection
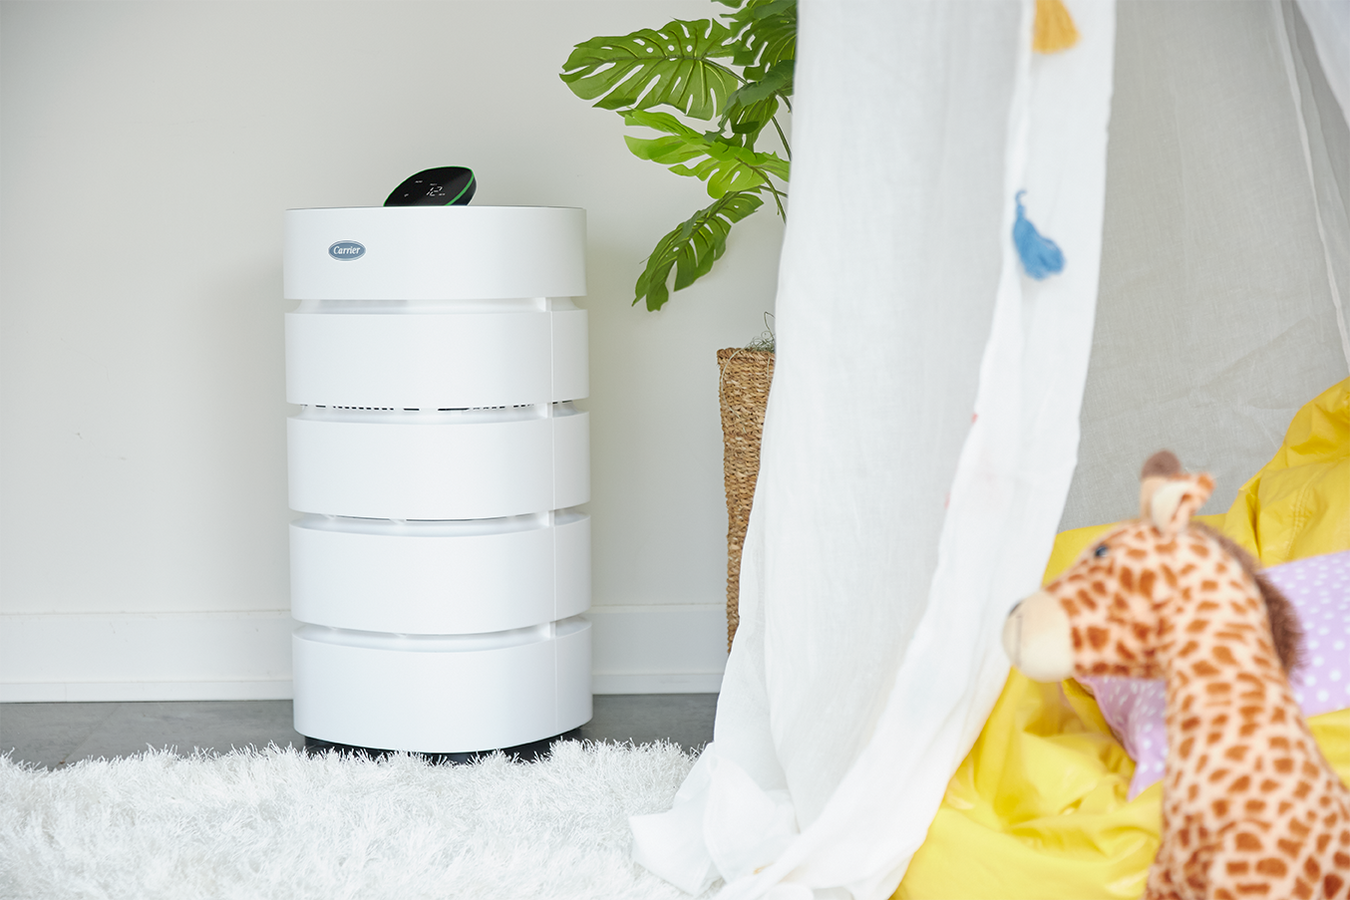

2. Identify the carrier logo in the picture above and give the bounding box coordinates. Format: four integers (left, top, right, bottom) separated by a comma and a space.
328, 241, 366, 261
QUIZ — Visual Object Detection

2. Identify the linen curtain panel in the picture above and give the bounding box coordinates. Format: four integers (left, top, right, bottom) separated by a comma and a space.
633, 1, 1117, 897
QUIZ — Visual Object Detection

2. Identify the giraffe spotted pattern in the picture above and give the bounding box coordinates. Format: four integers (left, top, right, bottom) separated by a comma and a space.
1005, 457, 1350, 900
1088, 550, 1350, 801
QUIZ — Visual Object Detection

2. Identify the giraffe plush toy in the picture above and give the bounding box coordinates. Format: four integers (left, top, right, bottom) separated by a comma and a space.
1003, 451, 1350, 900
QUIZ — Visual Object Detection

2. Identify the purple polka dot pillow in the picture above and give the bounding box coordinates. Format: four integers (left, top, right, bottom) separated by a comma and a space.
1084, 549, 1350, 800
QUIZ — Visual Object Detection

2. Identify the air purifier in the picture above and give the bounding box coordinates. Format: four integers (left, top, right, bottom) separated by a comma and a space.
284, 206, 591, 753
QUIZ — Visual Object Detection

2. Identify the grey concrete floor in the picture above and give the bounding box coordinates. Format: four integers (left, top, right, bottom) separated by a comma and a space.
0, 694, 718, 769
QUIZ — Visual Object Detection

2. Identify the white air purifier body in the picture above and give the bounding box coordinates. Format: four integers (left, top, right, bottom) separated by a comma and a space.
284, 206, 591, 753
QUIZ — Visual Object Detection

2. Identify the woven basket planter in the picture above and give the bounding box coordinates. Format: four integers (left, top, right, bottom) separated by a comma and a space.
717, 348, 775, 651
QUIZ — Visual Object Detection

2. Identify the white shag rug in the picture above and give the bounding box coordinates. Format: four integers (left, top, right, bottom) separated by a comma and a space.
0, 740, 712, 900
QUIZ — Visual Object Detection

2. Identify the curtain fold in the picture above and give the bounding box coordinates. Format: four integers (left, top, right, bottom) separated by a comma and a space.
1295, 0, 1350, 127
633, 2, 1117, 896
1059, 0, 1350, 532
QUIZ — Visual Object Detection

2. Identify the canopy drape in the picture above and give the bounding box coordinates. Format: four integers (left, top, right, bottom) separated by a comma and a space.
634, 1, 1117, 896
1060, 0, 1350, 531
633, 1, 1349, 898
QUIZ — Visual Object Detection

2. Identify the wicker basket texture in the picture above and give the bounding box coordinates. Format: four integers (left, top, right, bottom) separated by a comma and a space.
716, 348, 775, 651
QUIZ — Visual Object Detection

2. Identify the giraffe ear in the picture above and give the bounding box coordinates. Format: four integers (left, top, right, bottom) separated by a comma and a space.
1148, 473, 1214, 535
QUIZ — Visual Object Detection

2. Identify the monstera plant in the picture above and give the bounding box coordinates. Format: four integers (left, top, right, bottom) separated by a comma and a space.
561, 0, 795, 311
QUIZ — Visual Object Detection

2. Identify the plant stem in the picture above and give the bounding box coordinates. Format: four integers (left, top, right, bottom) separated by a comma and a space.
764, 179, 787, 219
771, 115, 791, 161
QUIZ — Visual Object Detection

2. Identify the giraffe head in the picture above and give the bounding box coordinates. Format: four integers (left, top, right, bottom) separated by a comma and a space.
1003, 451, 1303, 683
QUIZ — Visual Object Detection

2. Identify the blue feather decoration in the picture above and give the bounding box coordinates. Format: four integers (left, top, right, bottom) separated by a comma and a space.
1013, 191, 1064, 280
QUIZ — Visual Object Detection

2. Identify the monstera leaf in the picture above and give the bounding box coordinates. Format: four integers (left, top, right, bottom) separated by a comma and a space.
722, 0, 796, 76
621, 110, 789, 202
716, 0, 796, 142
720, 62, 793, 140
561, 2, 796, 311
560, 19, 740, 120
635, 193, 764, 311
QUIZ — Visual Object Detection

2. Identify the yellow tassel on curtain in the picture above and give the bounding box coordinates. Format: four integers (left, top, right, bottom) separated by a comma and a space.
1033, 0, 1080, 54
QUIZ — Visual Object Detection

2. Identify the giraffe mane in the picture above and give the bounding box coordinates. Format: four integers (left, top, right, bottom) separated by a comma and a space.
1190, 521, 1305, 675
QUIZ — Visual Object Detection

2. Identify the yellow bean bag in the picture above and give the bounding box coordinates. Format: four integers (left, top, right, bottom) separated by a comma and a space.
893, 378, 1350, 900
1219, 378, 1350, 566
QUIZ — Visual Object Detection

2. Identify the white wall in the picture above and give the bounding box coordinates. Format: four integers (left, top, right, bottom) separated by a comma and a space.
0, 2, 785, 699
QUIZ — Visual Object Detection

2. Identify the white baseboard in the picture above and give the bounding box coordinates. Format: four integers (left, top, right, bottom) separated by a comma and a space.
0, 611, 295, 703
0, 605, 727, 701
587, 604, 727, 695
591, 672, 725, 694
0, 680, 294, 703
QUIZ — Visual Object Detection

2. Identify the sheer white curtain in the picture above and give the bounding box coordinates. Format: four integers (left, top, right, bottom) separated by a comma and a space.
1059, 0, 1350, 530
633, 2, 1117, 897
1296, 0, 1350, 126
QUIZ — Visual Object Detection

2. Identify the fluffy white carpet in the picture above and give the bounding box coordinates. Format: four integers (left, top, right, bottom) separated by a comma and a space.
0, 741, 710, 900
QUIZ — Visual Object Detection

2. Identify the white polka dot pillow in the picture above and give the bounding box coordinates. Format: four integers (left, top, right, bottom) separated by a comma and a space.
1084, 549, 1350, 800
